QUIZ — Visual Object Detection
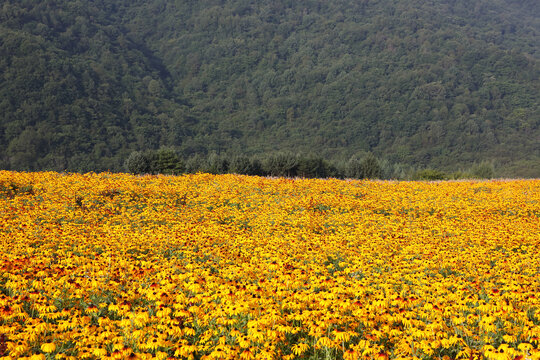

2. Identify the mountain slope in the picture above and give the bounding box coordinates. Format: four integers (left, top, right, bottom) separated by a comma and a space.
0, 0, 191, 171
1, 0, 539, 175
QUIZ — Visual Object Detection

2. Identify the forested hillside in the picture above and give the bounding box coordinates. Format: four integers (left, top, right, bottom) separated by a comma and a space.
1, 0, 539, 176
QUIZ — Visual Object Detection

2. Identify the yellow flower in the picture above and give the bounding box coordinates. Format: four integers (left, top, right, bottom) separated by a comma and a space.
343, 348, 358, 360
92, 346, 107, 357
315, 336, 334, 349
240, 349, 255, 360
41, 342, 56, 353
85, 305, 99, 315
30, 354, 46, 360
291, 342, 309, 355
1, 172, 539, 359
333, 330, 351, 343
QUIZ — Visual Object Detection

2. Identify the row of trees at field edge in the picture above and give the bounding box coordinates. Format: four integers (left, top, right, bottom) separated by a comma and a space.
125, 149, 496, 180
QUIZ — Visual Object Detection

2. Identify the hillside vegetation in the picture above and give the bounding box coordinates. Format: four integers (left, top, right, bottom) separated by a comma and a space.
1, 0, 539, 176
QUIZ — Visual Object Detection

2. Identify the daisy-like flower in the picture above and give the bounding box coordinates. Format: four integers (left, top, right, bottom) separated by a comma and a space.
333, 329, 351, 343
343, 348, 358, 360
40, 342, 56, 353
85, 305, 99, 315
315, 336, 334, 349
29, 354, 46, 360
291, 342, 309, 355
240, 348, 255, 360
92, 346, 107, 357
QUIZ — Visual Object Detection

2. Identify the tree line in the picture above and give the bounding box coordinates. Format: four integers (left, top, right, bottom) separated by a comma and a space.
125, 148, 496, 180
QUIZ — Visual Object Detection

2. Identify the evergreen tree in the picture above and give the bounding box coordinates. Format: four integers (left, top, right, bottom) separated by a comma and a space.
155, 148, 184, 175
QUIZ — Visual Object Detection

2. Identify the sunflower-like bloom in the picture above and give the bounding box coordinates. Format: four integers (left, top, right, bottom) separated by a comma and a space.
40, 342, 56, 353
291, 342, 310, 355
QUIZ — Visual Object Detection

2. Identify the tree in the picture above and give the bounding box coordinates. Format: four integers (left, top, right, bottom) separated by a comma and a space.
125, 151, 152, 174
297, 154, 329, 178
263, 152, 298, 177
229, 155, 263, 176
471, 161, 495, 179
412, 169, 447, 181
360, 153, 382, 179
345, 153, 382, 179
205, 152, 229, 174
346, 156, 363, 179
154, 148, 184, 175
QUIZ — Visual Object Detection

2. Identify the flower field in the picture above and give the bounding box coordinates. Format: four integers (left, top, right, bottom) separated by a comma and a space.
1, 171, 539, 360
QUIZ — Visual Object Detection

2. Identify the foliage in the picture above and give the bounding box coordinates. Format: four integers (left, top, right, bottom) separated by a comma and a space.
1, 171, 539, 359
379, 160, 410, 180
359, 153, 383, 179
471, 161, 496, 179
263, 152, 299, 177
184, 154, 207, 174
229, 155, 264, 176
125, 151, 152, 175
204, 152, 230, 175
346, 153, 382, 179
125, 149, 504, 180
346, 156, 363, 179
412, 169, 449, 181
295, 155, 330, 179
0, 0, 538, 176
154, 148, 184, 175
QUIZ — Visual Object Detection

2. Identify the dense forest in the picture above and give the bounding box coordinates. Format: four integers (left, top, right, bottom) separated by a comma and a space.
1, 0, 539, 177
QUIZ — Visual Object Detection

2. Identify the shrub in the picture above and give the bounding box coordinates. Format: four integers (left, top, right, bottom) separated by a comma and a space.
448, 171, 474, 180
249, 158, 264, 176
380, 160, 409, 180
329, 160, 347, 179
